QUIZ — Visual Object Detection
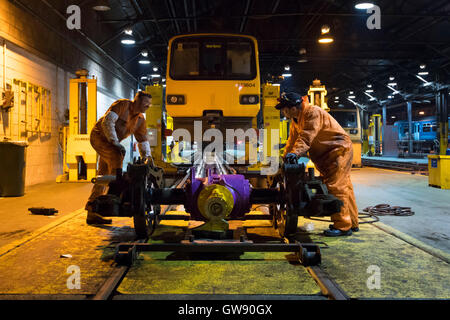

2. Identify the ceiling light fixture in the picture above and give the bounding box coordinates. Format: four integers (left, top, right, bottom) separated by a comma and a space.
153, 67, 158, 72
367, 84, 372, 88
141, 50, 149, 57
139, 59, 151, 65
388, 82, 397, 86
124, 28, 133, 36
418, 71, 429, 76
92, 0, 111, 11
318, 25, 334, 44
364, 92, 376, 101
121, 36, 135, 45
389, 76, 395, 81
355, 2, 375, 10
284, 65, 290, 71
282, 73, 292, 77
420, 64, 426, 69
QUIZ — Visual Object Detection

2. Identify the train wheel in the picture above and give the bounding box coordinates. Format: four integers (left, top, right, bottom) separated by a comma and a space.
133, 185, 152, 240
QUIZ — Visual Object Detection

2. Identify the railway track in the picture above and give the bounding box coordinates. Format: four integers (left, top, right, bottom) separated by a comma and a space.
362, 158, 428, 174
91, 168, 349, 301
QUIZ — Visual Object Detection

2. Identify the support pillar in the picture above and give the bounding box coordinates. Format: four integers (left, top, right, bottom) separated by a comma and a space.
436, 88, 449, 155
407, 101, 413, 156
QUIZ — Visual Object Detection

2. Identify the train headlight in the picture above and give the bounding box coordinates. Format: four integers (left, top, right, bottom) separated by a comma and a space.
240, 95, 259, 105
167, 95, 186, 105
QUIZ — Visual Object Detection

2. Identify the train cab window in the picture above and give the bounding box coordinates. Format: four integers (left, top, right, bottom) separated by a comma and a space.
227, 42, 252, 77
170, 36, 256, 80
172, 42, 199, 77
202, 43, 224, 76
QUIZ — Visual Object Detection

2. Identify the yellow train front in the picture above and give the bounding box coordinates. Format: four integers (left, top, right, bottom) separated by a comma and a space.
165, 34, 261, 141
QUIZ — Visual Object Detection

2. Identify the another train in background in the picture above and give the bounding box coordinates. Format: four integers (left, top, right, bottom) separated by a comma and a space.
394, 116, 450, 156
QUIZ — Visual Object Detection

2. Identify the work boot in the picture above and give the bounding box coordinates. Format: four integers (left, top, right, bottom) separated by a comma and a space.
329, 224, 359, 232
86, 211, 112, 225
85, 201, 112, 225
324, 227, 352, 237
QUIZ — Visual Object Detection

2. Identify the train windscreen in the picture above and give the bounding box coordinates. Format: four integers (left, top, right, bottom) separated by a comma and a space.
329, 111, 358, 128
170, 37, 256, 80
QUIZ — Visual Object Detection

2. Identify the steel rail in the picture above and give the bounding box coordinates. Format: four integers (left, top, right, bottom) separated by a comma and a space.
91, 161, 350, 301
91, 171, 191, 300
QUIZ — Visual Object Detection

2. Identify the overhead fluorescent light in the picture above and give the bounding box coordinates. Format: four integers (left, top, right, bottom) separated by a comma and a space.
365, 89, 374, 93
348, 95, 356, 99
387, 85, 400, 94
121, 35, 135, 45
141, 50, 149, 57
153, 67, 158, 72
349, 91, 354, 94
418, 71, 429, 76
272, 84, 281, 86
389, 76, 395, 81
419, 111, 425, 115
364, 92, 376, 101
92, 0, 111, 11
367, 84, 372, 88
297, 59, 308, 63
420, 64, 426, 69
318, 36, 334, 44
282, 73, 292, 77
284, 65, 290, 71
139, 59, 151, 65
151, 74, 161, 78
355, 2, 375, 10
388, 82, 397, 86
124, 28, 133, 36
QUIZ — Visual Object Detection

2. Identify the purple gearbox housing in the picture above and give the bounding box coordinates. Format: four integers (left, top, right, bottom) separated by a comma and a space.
184, 168, 251, 221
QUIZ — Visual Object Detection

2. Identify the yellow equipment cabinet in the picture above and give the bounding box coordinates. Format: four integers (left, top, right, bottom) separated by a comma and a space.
145, 85, 163, 163
145, 85, 185, 169
66, 70, 97, 182
428, 155, 450, 189
262, 83, 281, 161
369, 114, 382, 156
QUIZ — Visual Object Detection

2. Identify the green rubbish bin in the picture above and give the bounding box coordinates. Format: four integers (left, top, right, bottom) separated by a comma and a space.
0, 141, 28, 197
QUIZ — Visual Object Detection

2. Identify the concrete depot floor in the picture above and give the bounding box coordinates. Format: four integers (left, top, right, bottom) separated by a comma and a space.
350, 167, 450, 253
0, 167, 448, 299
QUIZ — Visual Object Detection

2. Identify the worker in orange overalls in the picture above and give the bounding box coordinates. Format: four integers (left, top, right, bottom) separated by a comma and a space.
275, 92, 359, 236
85, 91, 154, 224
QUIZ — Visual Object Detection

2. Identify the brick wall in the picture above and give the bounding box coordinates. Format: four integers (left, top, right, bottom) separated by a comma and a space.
0, 0, 137, 186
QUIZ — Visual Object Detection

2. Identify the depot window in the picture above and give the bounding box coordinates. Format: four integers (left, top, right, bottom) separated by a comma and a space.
329, 111, 357, 128
170, 37, 257, 80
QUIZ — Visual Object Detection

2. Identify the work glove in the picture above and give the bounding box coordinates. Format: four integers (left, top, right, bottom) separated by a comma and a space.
284, 153, 298, 164
144, 156, 155, 167
112, 141, 126, 156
